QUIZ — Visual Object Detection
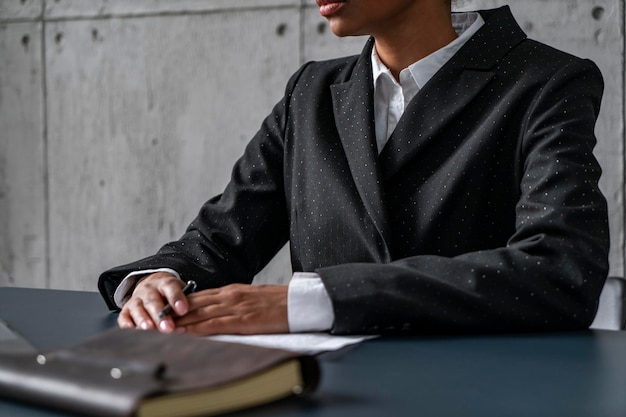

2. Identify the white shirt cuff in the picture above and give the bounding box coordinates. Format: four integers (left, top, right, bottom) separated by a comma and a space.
112, 268, 181, 308
287, 272, 335, 332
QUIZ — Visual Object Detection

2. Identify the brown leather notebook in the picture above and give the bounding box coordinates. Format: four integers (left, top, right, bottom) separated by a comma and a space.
0, 328, 320, 417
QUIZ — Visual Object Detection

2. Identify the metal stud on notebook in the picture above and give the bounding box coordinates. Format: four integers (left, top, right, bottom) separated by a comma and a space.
292, 386, 303, 395
110, 368, 123, 379
36, 354, 46, 365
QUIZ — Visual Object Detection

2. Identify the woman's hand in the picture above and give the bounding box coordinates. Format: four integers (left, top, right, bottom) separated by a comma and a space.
175, 284, 289, 335
117, 272, 189, 332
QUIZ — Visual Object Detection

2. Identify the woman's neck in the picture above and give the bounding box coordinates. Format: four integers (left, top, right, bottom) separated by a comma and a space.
373, 4, 457, 80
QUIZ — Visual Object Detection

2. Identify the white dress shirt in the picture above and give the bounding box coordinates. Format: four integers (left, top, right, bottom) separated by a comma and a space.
115, 12, 484, 333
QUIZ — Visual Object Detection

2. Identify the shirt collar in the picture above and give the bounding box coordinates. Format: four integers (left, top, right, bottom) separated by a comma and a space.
371, 12, 485, 90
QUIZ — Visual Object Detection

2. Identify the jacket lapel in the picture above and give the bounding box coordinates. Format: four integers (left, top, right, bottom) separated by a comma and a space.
331, 39, 392, 260
379, 6, 527, 181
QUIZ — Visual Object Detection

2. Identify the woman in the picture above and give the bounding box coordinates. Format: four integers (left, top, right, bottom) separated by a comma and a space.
100, 1, 609, 336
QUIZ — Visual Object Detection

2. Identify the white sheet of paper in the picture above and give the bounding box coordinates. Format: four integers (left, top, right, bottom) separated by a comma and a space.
207, 333, 377, 355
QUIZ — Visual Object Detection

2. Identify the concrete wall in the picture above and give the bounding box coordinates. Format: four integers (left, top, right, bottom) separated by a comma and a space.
1, 0, 623, 297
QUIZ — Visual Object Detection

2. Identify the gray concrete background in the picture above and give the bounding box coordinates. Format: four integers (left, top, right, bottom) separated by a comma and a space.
0, 0, 624, 325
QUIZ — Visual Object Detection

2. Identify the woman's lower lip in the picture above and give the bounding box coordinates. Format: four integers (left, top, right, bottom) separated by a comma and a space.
319, 2, 345, 17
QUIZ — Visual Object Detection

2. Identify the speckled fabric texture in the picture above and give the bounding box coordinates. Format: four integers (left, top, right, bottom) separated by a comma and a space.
99, 6, 609, 335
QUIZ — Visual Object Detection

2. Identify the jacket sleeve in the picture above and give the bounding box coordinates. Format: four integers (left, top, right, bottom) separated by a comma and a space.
317, 59, 610, 335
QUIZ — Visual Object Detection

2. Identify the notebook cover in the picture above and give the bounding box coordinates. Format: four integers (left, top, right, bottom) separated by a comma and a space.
0, 328, 320, 417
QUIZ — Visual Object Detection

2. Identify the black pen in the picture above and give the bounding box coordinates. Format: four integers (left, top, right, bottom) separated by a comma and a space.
157, 280, 197, 320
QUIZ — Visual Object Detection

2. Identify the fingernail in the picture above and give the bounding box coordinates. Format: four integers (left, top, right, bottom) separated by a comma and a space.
159, 320, 173, 332
140, 321, 151, 330
174, 300, 187, 315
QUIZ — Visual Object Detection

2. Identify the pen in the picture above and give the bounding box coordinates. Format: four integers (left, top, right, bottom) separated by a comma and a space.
157, 280, 197, 320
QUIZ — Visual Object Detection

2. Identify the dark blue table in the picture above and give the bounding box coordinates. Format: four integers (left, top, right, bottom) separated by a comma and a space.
1, 287, 625, 417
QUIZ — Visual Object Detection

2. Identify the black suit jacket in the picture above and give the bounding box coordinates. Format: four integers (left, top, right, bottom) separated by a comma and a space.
99, 6, 609, 334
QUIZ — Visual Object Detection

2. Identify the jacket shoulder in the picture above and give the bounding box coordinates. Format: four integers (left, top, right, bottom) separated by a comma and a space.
286, 54, 361, 91
515, 38, 601, 75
